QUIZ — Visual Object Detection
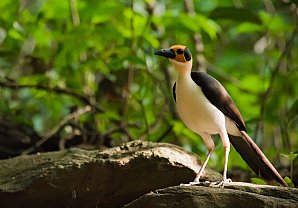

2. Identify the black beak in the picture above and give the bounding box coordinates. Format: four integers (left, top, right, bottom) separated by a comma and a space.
154, 48, 176, 59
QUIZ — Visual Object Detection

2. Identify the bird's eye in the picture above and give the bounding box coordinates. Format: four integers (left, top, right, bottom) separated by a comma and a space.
177, 49, 183, 54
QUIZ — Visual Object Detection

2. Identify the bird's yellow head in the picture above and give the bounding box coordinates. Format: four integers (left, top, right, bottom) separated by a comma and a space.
154, 45, 192, 63
154, 45, 192, 73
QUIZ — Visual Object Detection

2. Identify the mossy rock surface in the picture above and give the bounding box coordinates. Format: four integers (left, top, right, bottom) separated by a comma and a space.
124, 182, 298, 208
0, 141, 220, 208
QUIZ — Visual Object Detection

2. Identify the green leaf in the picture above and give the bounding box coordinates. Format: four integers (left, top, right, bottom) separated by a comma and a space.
195, 14, 221, 39
41, 0, 70, 20
33, 23, 51, 46
144, 35, 159, 48
250, 177, 267, 185
258, 11, 292, 35
288, 99, 298, 122
0, 27, 7, 43
280, 152, 298, 162
8, 28, 24, 40
284, 176, 295, 188
209, 7, 260, 23
235, 22, 262, 34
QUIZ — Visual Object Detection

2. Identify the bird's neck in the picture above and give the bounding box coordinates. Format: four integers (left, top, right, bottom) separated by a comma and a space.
169, 59, 192, 80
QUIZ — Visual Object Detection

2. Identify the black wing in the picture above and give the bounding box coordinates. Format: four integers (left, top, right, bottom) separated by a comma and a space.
190, 71, 246, 132
173, 82, 176, 103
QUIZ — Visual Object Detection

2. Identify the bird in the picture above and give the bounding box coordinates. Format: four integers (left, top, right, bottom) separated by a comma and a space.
154, 44, 288, 187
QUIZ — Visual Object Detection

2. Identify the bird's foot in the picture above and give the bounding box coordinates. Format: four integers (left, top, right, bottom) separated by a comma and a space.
180, 180, 211, 187
180, 181, 200, 186
209, 178, 232, 188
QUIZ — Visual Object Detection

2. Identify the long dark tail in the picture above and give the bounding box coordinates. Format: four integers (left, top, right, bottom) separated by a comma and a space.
229, 131, 288, 187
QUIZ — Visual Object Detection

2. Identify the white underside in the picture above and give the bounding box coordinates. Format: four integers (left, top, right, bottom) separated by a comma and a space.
176, 75, 241, 147
168, 58, 238, 183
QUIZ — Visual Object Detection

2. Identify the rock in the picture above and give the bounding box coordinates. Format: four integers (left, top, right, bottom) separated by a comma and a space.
0, 118, 40, 159
124, 182, 298, 208
0, 140, 220, 208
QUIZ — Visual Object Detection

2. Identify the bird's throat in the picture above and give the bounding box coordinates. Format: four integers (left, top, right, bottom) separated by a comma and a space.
169, 59, 192, 77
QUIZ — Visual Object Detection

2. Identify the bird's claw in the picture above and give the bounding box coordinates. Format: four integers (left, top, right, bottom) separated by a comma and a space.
180, 180, 211, 187
180, 178, 232, 188
209, 178, 232, 188
180, 181, 200, 186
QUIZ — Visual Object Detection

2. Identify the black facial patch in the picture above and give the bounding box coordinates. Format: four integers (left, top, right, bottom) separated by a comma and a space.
184, 48, 192, 61
177, 49, 183, 54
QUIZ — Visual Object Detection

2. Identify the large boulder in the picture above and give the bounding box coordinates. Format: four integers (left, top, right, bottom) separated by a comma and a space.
124, 182, 298, 208
0, 140, 220, 208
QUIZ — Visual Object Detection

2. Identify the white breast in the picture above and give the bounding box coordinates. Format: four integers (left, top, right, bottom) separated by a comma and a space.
176, 77, 227, 135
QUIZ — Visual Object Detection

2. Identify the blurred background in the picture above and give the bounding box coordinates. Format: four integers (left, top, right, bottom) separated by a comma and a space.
0, 0, 297, 186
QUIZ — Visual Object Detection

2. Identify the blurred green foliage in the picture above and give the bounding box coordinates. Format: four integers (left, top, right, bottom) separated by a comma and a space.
0, 0, 297, 179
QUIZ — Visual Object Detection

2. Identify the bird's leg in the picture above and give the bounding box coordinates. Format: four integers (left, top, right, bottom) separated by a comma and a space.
210, 131, 232, 188
222, 145, 231, 182
193, 148, 214, 184
181, 133, 214, 186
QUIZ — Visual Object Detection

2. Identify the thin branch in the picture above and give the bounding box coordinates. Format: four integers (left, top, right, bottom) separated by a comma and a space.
206, 62, 260, 95
254, 29, 297, 140
69, 0, 87, 62
101, 122, 140, 139
139, 98, 150, 138
261, 33, 296, 103
263, 0, 275, 13
69, 0, 80, 26
156, 125, 173, 142
121, 0, 135, 118
137, 1, 155, 49
138, 104, 168, 140
0, 80, 103, 113
58, 131, 78, 151
22, 105, 92, 155
184, 0, 206, 72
